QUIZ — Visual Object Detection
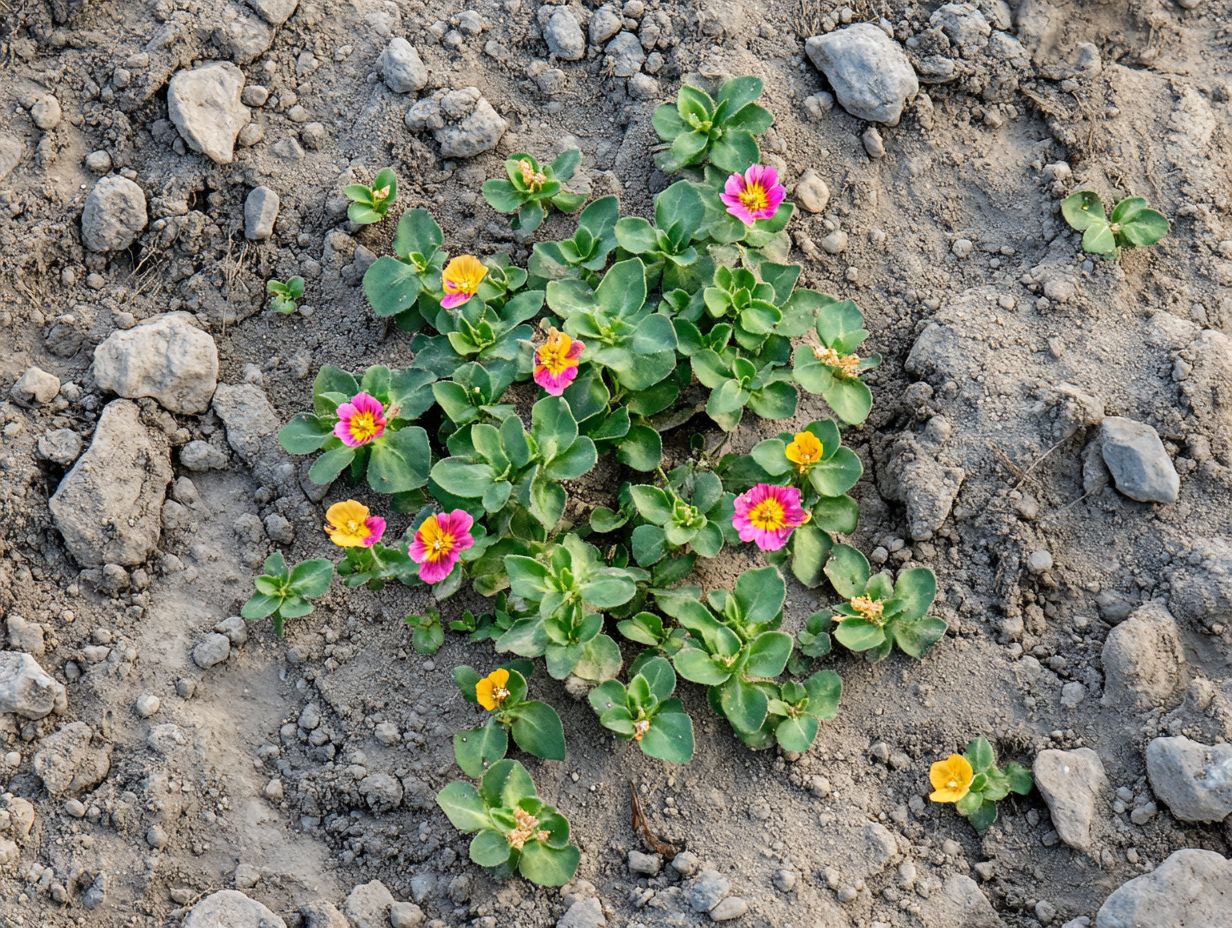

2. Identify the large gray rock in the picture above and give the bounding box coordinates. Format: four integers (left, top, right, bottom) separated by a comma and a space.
557, 896, 605, 928
0, 652, 67, 720
9, 366, 60, 407
406, 87, 507, 158
805, 23, 919, 124
1146, 736, 1232, 823
344, 880, 395, 928
1098, 417, 1180, 504
81, 175, 148, 252
379, 38, 428, 94
244, 0, 298, 25
184, 890, 288, 928
919, 875, 1002, 928
1168, 537, 1232, 628
49, 400, 173, 567
212, 383, 279, 467
544, 8, 585, 60
93, 312, 219, 414
1096, 849, 1232, 928
1033, 748, 1107, 851
1101, 603, 1186, 709
33, 722, 112, 796
167, 62, 250, 164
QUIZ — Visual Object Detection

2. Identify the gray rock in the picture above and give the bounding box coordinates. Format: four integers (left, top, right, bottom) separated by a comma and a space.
557, 897, 604, 928
5, 615, 45, 656
184, 890, 287, 928
193, 633, 232, 669
1095, 849, 1231, 928
93, 312, 219, 414
1033, 748, 1107, 851
1101, 603, 1186, 709
930, 3, 991, 50
244, 0, 298, 25
33, 722, 111, 796
30, 94, 61, 130
389, 901, 425, 928
919, 875, 1002, 928
344, 880, 395, 928
795, 170, 829, 213
211, 383, 279, 467
709, 897, 748, 921
244, 186, 279, 240
301, 900, 350, 928
1098, 417, 1179, 504
81, 175, 148, 252
589, 5, 622, 44
805, 23, 919, 124
216, 615, 249, 645
9, 366, 60, 407
167, 62, 251, 164
1168, 537, 1232, 629
437, 89, 507, 158
628, 850, 662, 875
1146, 737, 1232, 823
545, 8, 585, 60
0, 135, 23, 184
379, 38, 428, 94
0, 652, 67, 719
180, 440, 229, 471
685, 869, 731, 913
359, 772, 404, 812
37, 429, 83, 466
50, 400, 172, 567
215, 9, 274, 65
605, 32, 645, 77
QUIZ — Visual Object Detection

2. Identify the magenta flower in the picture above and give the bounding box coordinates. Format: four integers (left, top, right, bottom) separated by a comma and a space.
719, 164, 786, 226
533, 327, 585, 396
333, 392, 388, 447
732, 483, 810, 551
409, 509, 475, 584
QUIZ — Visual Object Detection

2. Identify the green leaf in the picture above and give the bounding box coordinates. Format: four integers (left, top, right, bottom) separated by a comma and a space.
510, 701, 566, 760
617, 425, 662, 471
279, 414, 330, 454
1004, 762, 1033, 795
595, 258, 647, 318
811, 495, 859, 535
965, 798, 998, 833
655, 181, 705, 241
1060, 191, 1106, 231
716, 75, 764, 114
833, 619, 885, 652
308, 445, 356, 485
803, 669, 842, 719
744, 630, 793, 677
890, 615, 947, 658
1120, 208, 1169, 247
288, 559, 333, 597
531, 396, 579, 463
550, 147, 582, 180
580, 571, 637, 609
615, 216, 659, 254
718, 678, 769, 733
815, 299, 868, 353
774, 715, 819, 753
891, 568, 937, 621
544, 437, 597, 481
630, 485, 673, 524
1082, 221, 1117, 255
454, 723, 509, 778
955, 790, 983, 817
735, 566, 787, 625
652, 103, 686, 141
431, 459, 497, 497
641, 706, 694, 764
631, 523, 667, 566
673, 647, 731, 686
241, 593, 281, 620
368, 426, 431, 493
394, 208, 444, 259
825, 544, 870, 598
483, 178, 524, 214
436, 781, 491, 832
470, 829, 512, 867
480, 758, 536, 807
790, 524, 833, 588
808, 447, 863, 497
964, 736, 996, 773
824, 378, 873, 426
573, 633, 623, 682
518, 841, 580, 886
364, 257, 422, 317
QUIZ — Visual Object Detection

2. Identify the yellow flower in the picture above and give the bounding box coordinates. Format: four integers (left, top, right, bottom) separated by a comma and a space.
324, 499, 384, 548
475, 668, 511, 711
929, 754, 974, 804
441, 255, 488, 309
785, 431, 823, 472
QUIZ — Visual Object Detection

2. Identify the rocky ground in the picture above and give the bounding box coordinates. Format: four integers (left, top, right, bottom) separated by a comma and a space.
3, 0, 1232, 926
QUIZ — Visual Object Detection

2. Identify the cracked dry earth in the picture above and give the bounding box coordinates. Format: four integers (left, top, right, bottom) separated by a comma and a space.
3, 0, 1232, 927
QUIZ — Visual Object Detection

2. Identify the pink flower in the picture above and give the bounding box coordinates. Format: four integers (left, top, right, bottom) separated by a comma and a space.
409, 509, 475, 584
333, 392, 388, 447
719, 164, 786, 226
533, 327, 584, 396
732, 483, 810, 551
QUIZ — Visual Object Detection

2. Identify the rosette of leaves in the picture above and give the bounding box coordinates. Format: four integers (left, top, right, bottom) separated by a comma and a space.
691, 348, 797, 432
559, 367, 661, 473
652, 76, 772, 174
436, 759, 580, 886
766, 669, 842, 753
529, 196, 619, 283
432, 361, 518, 430
362, 208, 447, 325
278, 364, 436, 496
786, 610, 833, 676
430, 397, 597, 534
627, 468, 732, 566
410, 281, 541, 382
614, 181, 710, 289
266, 276, 305, 315
1060, 191, 1169, 257
824, 545, 947, 661
615, 610, 689, 657
449, 592, 519, 643
453, 664, 567, 768
403, 609, 445, 654
483, 150, 587, 232
334, 537, 419, 590
546, 258, 679, 395
344, 167, 397, 225
241, 552, 333, 636
792, 298, 881, 425
954, 737, 1033, 832
588, 656, 695, 763
656, 566, 794, 737
499, 534, 645, 680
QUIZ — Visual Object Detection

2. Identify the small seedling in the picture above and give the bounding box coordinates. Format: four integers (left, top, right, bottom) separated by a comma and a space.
345, 167, 398, 225
267, 276, 305, 314
588, 656, 695, 763
404, 610, 445, 654
483, 150, 586, 232
452, 665, 567, 770
241, 552, 333, 636
652, 76, 772, 174
1061, 191, 1169, 257
929, 737, 1032, 832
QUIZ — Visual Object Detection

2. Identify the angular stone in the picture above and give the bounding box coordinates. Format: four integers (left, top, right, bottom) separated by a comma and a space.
1098, 417, 1180, 504
81, 175, 148, 253
192, 633, 232, 670
557, 897, 604, 928
1033, 747, 1107, 851
544, 8, 585, 60
244, 0, 298, 25
33, 722, 112, 796
1101, 603, 1186, 709
9, 366, 60, 407
184, 890, 287, 928
379, 38, 428, 94
438, 93, 506, 158
805, 23, 919, 125
93, 312, 219, 414
49, 400, 172, 567
0, 652, 67, 720
1096, 849, 1231, 928
1146, 737, 1232, 823
344, 880, 395, 928
167, 62, 251, 164
211, 383, 278, 467
244, 186, 279, 240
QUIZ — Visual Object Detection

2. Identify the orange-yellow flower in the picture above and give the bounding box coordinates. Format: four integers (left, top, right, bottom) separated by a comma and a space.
929, 754, 974, 803
475, 668, 511, 711
785, 431, 823, 472
441, 255, 488, 309
324, 500, 386, 548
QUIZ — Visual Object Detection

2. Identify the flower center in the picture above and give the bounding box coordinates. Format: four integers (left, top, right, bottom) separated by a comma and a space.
632, 719, 650, 742
537, 332, 575, 375
372, 184, 390, 203
738, 183, 769, 213
947, 778, 959, 790
349, 411, 381, 442
492, 685, 509, 704
748, 497, 787, 531
813, 346, 861, 379
519, 160, 547, 191
508, 807, 550, 850
850, 595, 884, 624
